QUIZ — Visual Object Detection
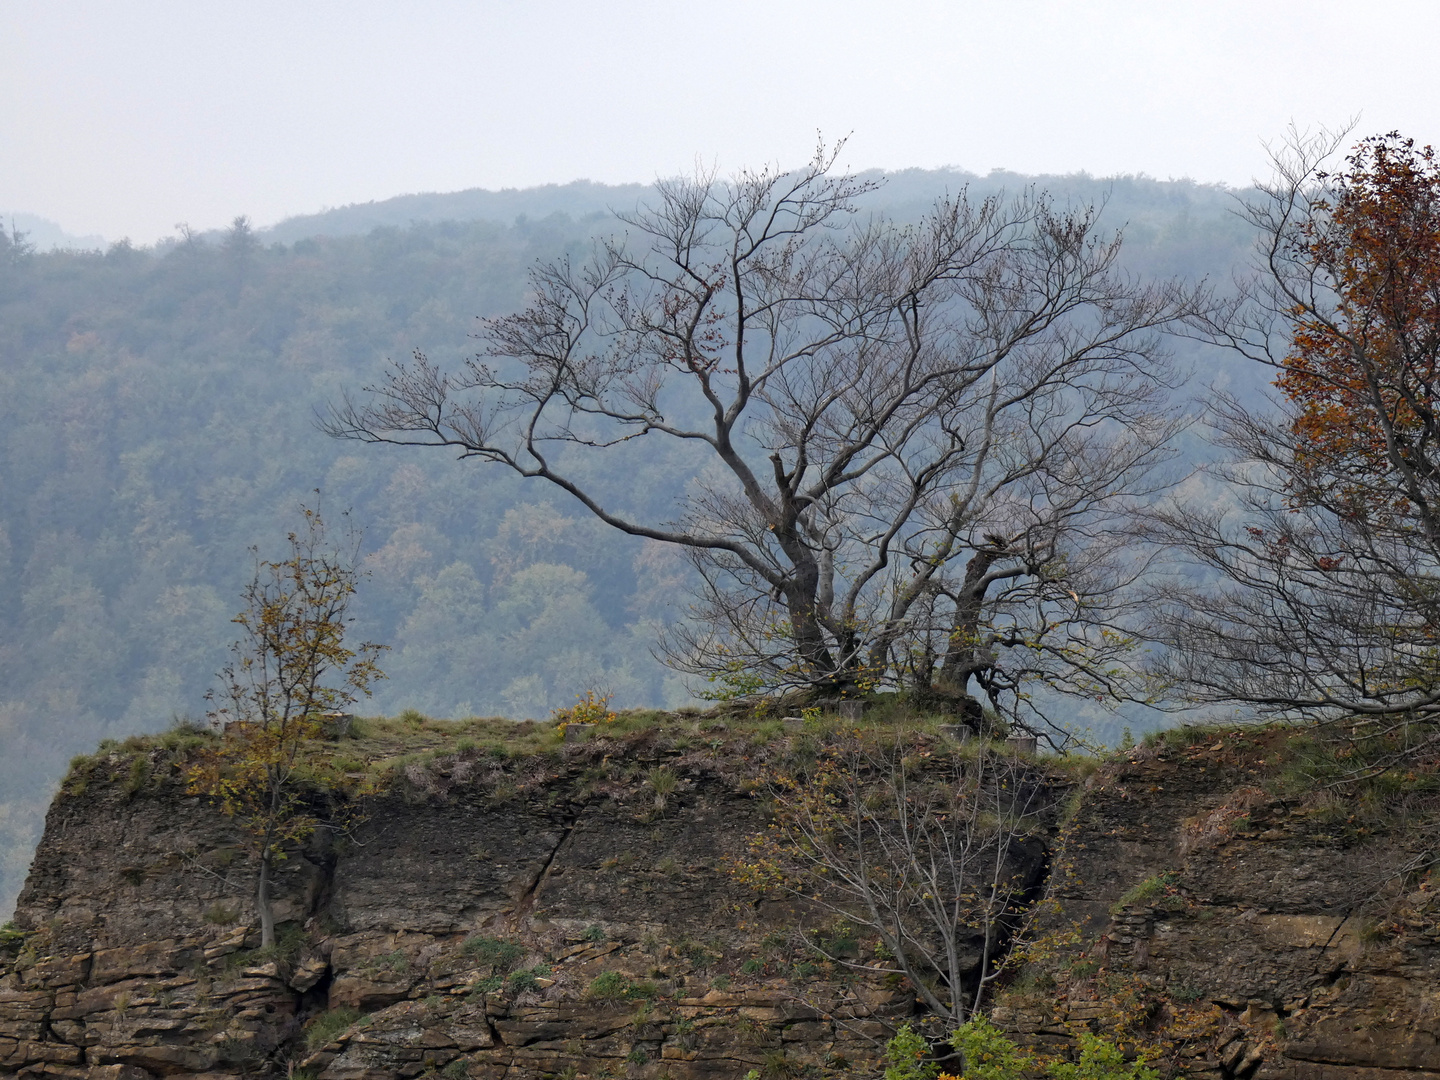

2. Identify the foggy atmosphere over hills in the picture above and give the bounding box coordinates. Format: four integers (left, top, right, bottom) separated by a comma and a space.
6, 10, 1440, 1061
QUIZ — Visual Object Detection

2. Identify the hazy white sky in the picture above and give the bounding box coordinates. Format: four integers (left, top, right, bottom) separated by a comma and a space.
6, 0, 1440, 244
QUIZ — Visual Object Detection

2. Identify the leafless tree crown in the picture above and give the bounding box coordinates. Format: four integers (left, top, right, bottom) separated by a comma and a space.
747, 738, 1053, 1027
328, 144, 1203, 733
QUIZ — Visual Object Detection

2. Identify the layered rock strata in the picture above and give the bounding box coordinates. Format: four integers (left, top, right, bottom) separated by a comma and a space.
999, 734, 1440, 1079
1, 740, 911, 1079
6, 729, 1440, 1079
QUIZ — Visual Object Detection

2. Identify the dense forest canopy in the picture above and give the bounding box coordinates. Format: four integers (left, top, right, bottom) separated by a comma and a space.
0, 168, 1253, 915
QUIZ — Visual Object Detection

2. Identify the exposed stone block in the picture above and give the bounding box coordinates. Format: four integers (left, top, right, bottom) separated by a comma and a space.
30, 954, 92, 989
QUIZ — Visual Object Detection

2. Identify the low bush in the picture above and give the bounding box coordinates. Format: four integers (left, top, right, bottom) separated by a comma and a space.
202, 902, 237, 925
551, 690, 617, 730
883, 1024, 936, 1080
1048, 1032, 1160, 1080
507, 968, 541, 993
879, 1018, 1162, 1080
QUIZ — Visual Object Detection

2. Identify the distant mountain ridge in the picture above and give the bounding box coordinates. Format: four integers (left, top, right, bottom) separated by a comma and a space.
260, 179, 656, 244
13, 168, 1250, 252
259, 167, 1249, 248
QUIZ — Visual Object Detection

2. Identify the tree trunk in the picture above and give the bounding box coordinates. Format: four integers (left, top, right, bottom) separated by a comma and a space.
256, 848, 276, 951
774, 525, 847, 690
785, 590, 845, 690
937, 544, 1005, 694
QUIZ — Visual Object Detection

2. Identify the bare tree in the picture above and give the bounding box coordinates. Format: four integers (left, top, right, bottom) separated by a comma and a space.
1150, 127, 1440, 741
740, 737, 1052, 1028
326, 144, 1200, 733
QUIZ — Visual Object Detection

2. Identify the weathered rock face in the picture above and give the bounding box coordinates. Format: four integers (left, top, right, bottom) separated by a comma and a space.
6, 730, 1440, 1080
1000, 734, 1440, 1079
0, 744, 915, 1080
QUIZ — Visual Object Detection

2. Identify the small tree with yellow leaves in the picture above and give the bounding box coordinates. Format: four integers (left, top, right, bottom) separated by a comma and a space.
187, 505, 385, 949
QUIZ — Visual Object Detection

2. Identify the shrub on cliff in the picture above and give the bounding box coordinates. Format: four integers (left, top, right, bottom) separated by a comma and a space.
186, 505, 385, 950
585, 970, 656, 1002
0, 920, 26, 955
881, 1018, 1160, 1080
738, 735, 1051, 1027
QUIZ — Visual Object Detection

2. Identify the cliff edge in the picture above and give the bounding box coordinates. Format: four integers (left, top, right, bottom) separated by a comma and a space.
3, 715, 1440, 1079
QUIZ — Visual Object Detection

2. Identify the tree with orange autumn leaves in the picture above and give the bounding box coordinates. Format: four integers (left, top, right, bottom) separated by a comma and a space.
1150, 129, 1440, 731
1277, 133, 1440, 524
186, 506, 385, 949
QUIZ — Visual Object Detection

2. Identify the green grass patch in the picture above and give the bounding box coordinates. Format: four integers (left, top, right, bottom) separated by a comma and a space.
305, 1006, 363, 1049
1111, 871, 1180, 913
122, 755, 152, 796
586, 970, 657, 1001
1140, 723, 1221, 751
460, 934, 524, 974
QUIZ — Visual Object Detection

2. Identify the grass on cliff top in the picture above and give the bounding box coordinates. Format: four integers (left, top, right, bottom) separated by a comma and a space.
63, 693, 1118, 801
77, 694, 1440, 799
76, 699, 1440, 836
1121, 717, 1440, 842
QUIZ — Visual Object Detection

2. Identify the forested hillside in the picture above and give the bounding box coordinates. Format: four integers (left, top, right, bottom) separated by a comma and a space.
0, 168, 1254, 914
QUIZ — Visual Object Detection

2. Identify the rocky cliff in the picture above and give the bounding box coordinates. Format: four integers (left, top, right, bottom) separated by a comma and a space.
3, 718, 1440, 1080
1, 718, 921, 1080
1010, 728, 1440, 1079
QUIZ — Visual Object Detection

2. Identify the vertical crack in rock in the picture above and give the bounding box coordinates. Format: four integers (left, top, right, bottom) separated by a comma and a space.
510, 817, 578, 924
1314, 906, 1355, 966
486, 1014, 506, 1048
303, 840, 339, 921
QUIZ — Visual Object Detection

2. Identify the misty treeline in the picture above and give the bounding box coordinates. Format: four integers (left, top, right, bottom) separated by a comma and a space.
0, 169, 1252, 914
